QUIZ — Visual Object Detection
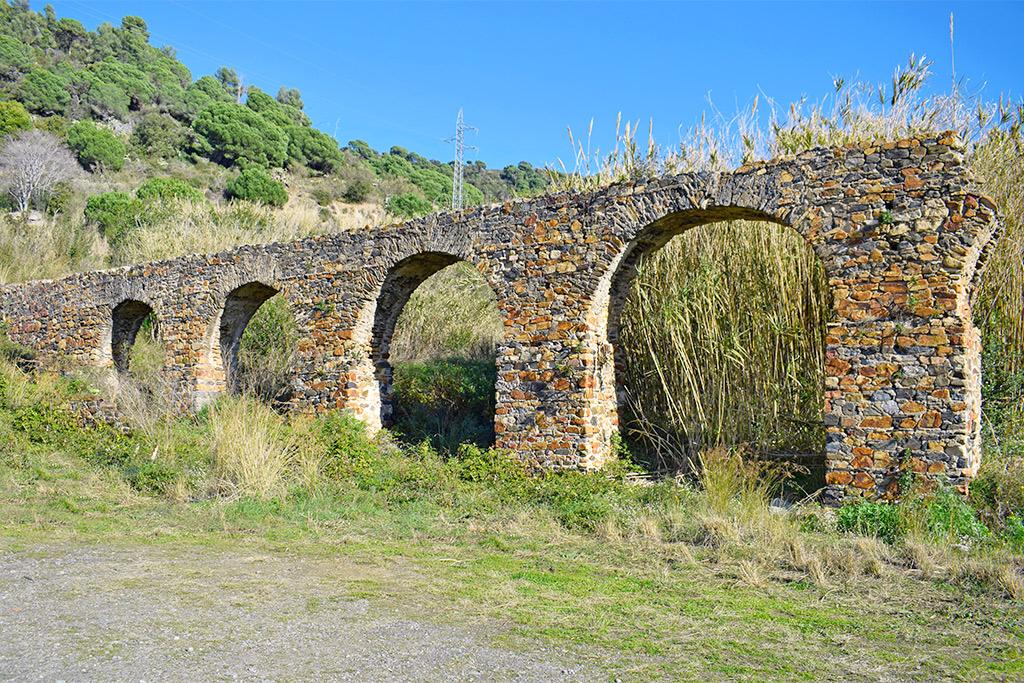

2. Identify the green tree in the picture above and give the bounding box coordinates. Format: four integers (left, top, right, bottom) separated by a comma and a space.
135, 177, 204, 202
192, 102, 288, 168
0, 101, 32, 137
226, 167, 288, 206
84, 190, 143, 245
53, 17, 87, 52
246, 86, 309, 128
18, 69, 69, 115
285, 125, 342, 172
215, 66, 242, 102
66, 120, 126, 171
182, 75, 232, 119
81, 76, 130, 120
131, 112, 188, 159
275, 86, 303, 110
0, 35, 32, 81
87, 59, 154, 111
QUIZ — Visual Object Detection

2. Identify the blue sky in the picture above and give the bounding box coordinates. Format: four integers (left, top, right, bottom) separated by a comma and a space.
35, 1, 1024, 168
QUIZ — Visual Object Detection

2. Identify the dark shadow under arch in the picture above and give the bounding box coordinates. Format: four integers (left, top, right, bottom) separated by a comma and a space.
111, 299, 155, 374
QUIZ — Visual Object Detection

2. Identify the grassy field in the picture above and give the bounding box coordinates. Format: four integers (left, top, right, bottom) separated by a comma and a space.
1, 360, 1022, 681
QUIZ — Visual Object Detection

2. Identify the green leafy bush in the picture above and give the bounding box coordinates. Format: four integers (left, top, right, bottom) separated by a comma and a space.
84, 191, 143, 245
66, 120, 126, 171
226, 167, 288, 207
391, 359, 495, 452
192, 101, 289, 168
136, 177, 204, 203
18, 69, 69, 115
0, 100, 31, 136
343, 178, 373, 203
838, 483, 990, 544
315, 411, 380, 482
388, 192, 432, 218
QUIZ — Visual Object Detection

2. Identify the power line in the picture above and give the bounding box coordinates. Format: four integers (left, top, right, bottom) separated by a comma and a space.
444, 108, 477, 210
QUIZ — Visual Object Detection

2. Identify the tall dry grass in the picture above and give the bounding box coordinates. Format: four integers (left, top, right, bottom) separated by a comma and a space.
389, 262, 503, 363
619, 221, 830, 464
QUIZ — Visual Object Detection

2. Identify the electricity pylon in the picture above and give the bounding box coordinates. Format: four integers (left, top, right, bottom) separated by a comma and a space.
445, 108, 477, 210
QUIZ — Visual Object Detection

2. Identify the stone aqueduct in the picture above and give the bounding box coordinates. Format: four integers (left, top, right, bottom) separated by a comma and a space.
0, 133, 1000, 503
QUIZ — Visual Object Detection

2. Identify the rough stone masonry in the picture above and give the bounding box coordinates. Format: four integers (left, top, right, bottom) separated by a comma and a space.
0, 132, 1000, 503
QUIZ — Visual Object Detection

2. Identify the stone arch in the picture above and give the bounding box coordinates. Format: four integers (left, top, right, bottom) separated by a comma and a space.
207, 281, 281, 397
587, 201, 833, 465
108, 299, 156, 374
361, 250, 499, 429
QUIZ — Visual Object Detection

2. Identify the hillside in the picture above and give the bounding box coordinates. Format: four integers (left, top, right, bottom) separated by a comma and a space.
0, 1, 549, 228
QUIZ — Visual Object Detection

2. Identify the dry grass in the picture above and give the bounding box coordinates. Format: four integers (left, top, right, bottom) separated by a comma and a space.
208, 397, 292, 500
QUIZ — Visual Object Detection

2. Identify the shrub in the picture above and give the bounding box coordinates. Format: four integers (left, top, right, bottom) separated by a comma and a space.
246, 87, 309, 128
136, 177, 204, 203
343, 178, 373, 203
838, 483, 990, 544
315, 411, 380, 482
391, 358, 495, 452
18, 69, 69, 116
0, 101, 31, 137
837, 501, 904, 543
226, 167, 288, 207
192, 101, 289, 168
66, 120, 126, 172
388, 192, 432, 218
84, 191, 143, 245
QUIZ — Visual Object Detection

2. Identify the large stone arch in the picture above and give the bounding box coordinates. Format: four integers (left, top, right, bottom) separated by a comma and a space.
585, 202, 831, 466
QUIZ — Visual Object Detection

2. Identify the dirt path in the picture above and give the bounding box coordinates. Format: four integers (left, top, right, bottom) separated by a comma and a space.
0, 543, 598, 682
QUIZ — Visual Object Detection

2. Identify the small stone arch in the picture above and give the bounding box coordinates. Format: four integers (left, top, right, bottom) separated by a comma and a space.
207, 281, 281, 397
108, 299, 157, 374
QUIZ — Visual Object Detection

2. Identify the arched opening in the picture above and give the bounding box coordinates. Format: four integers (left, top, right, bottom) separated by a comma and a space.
213, 282, 285, 397
110, 299, 159, 378
372, 252, 502, 452
603, 210, 832, 492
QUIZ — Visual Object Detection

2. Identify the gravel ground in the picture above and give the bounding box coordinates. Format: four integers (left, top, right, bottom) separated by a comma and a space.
0, 544, 599, 682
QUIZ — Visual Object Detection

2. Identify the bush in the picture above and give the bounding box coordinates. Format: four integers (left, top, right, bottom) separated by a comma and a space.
226, 167, 288, 207
66, 120, 126, 172
18, 69, 69, 116
192, 101, 289, 168
136, 177, 204, 203
343, 178, 373, 203
0, 101, 31, 137
84, 191, 143, 245
838, 482, 990, 544
131, 112, 189, 159
391, 358, 495, 452
388, 192, 432, 218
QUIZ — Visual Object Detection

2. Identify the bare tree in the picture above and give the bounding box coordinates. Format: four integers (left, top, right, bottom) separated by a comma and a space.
0, 130, 79, 212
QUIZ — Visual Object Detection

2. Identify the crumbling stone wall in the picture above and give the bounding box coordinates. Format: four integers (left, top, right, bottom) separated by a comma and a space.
0, 133, 999, 503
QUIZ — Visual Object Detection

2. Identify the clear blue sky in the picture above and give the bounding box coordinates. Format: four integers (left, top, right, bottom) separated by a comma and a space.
35, 1, 1024, 168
